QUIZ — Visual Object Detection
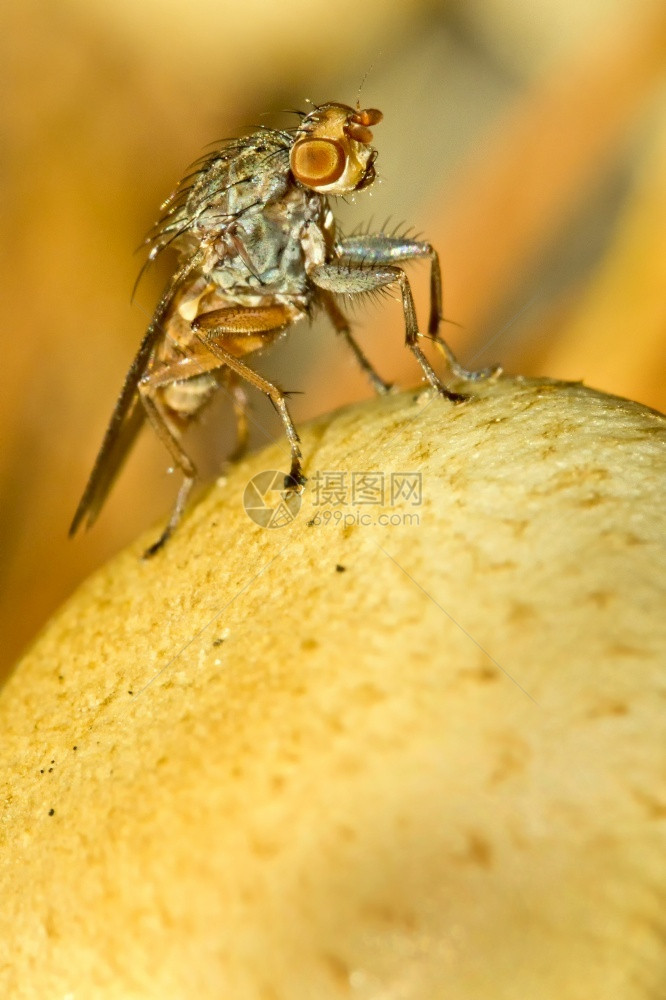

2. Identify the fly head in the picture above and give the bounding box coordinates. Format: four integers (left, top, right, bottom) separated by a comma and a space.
289, 103, 382, 196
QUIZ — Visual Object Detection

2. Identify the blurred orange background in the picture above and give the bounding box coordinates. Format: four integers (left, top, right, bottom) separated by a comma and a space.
1, 0, 665, 679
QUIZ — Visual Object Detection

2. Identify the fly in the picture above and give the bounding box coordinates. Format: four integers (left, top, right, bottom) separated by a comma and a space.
70, 101, 497, 557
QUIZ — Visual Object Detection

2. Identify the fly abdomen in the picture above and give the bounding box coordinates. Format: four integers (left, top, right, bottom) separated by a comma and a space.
162, 373, 217, 419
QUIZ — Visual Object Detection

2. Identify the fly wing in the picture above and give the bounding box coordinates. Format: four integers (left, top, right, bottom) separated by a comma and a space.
70, 253, 203, 535
69, 326, 156, 535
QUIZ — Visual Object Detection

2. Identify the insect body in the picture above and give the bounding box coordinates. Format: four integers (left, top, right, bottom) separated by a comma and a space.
70, 101, 493, 556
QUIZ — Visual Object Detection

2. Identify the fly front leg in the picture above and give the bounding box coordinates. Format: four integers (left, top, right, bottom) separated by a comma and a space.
336, 235, 501, 382
310, 261, 467, 403
337, 235, 444, 336
193, 305, 306, 489
319, 290, 391, 395
430, 335, 502, 383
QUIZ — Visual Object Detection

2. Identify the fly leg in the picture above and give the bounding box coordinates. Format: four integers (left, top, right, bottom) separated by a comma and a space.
335, 235, 501, 382
193, 305, 306, 489
310, 261, 467, 402
226, 378, 251, 464
143, 475, 195, 559
431, 335, 502, 383
319, 290, 392, 394
138, 348, 224, 557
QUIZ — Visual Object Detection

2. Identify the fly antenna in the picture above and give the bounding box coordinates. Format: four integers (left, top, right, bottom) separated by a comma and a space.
356, 63, 376, 109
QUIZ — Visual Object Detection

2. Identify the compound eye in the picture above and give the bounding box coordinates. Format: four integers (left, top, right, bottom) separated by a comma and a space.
290, 138, 346, 188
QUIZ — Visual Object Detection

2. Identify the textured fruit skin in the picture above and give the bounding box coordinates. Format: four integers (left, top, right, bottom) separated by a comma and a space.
2, 377, 665, 1000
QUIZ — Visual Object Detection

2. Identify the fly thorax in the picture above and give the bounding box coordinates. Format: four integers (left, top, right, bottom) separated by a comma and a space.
300, 222, 327, 272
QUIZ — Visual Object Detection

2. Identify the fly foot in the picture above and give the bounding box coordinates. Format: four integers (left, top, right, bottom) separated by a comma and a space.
284, 468, 307, 494
142, 530, 170, 560
452, 362, 503, 383
439, 386, 469, 404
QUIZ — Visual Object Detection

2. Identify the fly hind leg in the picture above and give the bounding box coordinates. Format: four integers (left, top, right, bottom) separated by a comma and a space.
138, 351, 220, 558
